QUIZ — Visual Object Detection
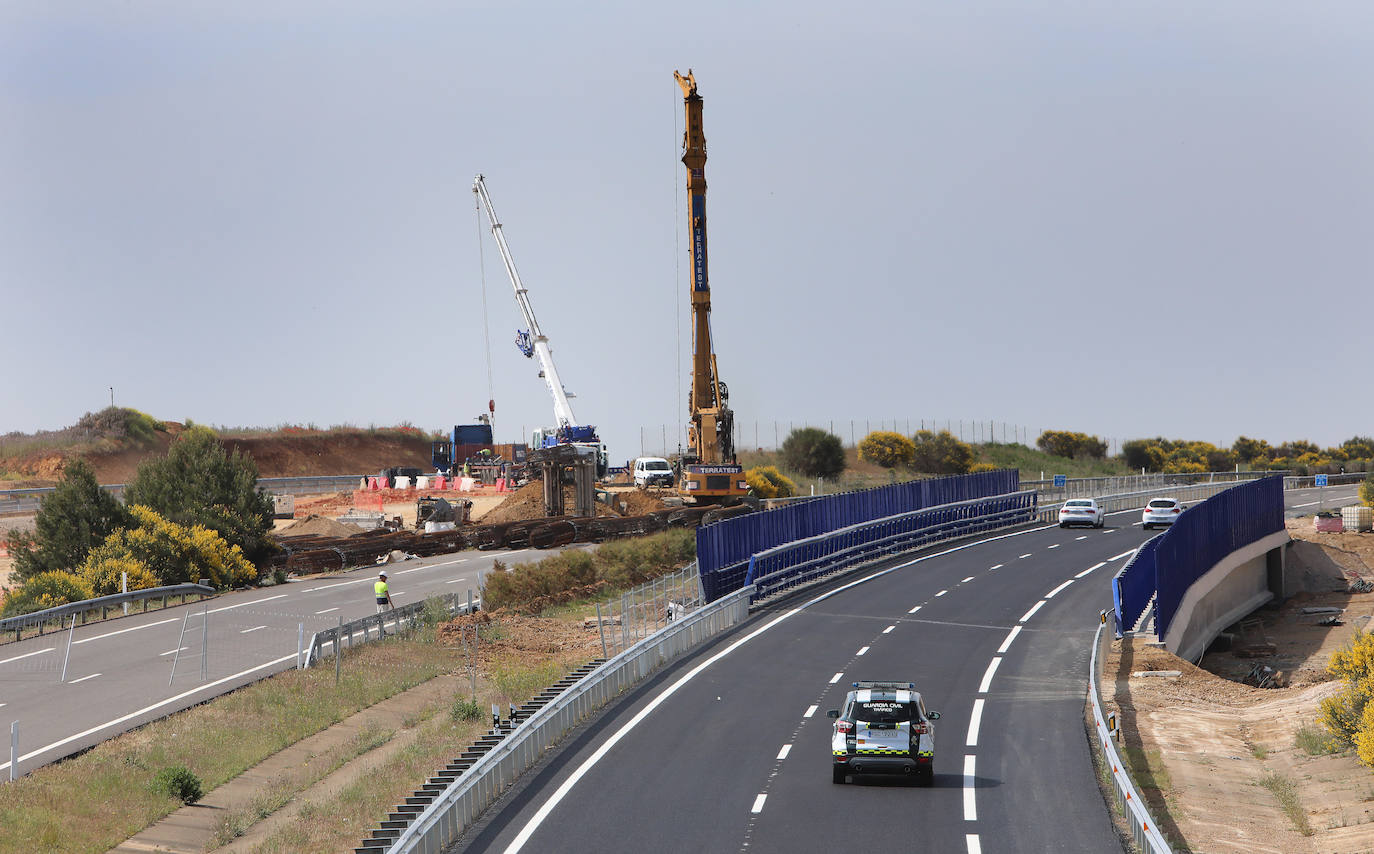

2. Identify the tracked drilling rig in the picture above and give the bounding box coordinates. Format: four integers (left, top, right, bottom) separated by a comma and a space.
674, 70, 749, 504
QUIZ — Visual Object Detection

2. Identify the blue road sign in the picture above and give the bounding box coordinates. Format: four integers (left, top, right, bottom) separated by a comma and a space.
1315, 474, 1329, 487
1053, 474, 1067, 487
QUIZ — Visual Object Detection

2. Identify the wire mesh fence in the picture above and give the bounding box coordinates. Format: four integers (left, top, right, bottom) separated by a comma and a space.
583, 563, 703, 660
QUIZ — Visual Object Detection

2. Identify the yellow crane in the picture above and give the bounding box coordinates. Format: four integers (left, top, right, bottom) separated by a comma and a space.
675, 70, 748, 504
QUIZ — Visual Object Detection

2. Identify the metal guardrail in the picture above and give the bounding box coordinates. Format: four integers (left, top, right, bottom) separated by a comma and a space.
1036, 481, 1253, 524
1089, 618, 1173, 852
302, 592, 477, 668
0, 583, 215, 637
747, 494, 1036, 602
1283, 473, 1368, 489
387, 585, 754, 854
0, 475, 366, 515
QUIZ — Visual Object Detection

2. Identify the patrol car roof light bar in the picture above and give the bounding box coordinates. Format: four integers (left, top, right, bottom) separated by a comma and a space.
852, 681, 916, 690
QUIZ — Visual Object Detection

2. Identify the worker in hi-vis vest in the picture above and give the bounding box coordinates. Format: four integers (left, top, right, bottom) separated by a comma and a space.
375, 570, 393, 614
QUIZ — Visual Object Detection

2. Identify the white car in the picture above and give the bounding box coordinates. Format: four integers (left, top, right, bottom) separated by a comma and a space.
1142, 498, 1183, 530
1058, 498, 1105, 528
632, 457, 675, 488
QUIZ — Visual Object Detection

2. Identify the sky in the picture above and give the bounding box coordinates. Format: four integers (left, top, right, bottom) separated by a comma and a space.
3, 1, 1372, 464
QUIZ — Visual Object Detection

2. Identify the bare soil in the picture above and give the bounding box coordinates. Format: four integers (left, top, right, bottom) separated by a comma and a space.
1102, 517, 1374, 853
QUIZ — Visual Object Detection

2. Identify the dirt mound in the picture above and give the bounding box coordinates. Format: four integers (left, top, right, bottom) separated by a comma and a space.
434, 611, 603, 661
611, 490, 673, 516
480, 481, 618, 526
278, 515, 365, 538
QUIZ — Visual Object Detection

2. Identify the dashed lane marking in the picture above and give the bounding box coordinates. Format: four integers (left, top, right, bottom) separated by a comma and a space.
856, 646, 870, 656
961, 576, 974, 583
1045, 579, 1074, 599
804, 705, 818, 718
1018, 553, 1032, 559
1075, 536, 1088, 541
963, 755, 977, 820
1076, 562, 1106, 578
1047, 544, 1060, 549
967, 834, 982, 853
314, 608, 339, 615
240, 626, 267, 634
1109, 549, 1137, 561
936, 590, 948, 597
67, 673, 101, 684
751, 794, 767, 814
72, 618, 179, 646
0, 647, 55, 665
977, 658, 1001, 693
159, 647, 188, 657
882, 626, 895, 634
829, 672, 843, 684
210, 594, 286, 614
966, 698, 985, 747
777, 745, 791, 760
996, 625, 1022, 654
908, 605, 922, 614
989, 564, 1002, 570
1019, 601, 1046, 622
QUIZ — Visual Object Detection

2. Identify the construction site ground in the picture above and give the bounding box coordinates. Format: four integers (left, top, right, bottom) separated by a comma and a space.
1101, 518, 1374, 853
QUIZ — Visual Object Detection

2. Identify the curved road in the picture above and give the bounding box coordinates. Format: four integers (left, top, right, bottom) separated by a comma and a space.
457, 485, 1357, 853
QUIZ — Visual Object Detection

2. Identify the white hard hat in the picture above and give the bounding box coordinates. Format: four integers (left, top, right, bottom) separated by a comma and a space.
379, 570, 388, 577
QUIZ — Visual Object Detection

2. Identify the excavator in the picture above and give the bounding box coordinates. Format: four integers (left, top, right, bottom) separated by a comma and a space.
674, 70, 749, 505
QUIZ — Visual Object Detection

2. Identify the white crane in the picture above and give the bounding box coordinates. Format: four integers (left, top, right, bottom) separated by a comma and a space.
473, 174, 599, 449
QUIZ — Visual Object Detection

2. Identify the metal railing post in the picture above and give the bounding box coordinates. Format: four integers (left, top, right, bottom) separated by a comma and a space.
336, 616, 343, 685
596, 602, 608, 660
201, 603, 209, 681
297, 622, 304, 669
59, 614, 76, 683
9, 721, 15, 782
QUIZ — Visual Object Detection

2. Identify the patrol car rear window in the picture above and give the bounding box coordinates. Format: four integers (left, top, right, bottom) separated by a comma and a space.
852, 701, 914, 723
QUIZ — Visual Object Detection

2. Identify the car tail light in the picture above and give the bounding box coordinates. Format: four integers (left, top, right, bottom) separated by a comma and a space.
911, 723, 928, 734
836, 721, 853, 734
1172, 508, 1181, 513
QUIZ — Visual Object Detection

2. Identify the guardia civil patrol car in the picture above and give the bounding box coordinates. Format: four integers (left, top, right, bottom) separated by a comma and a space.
828, 681, 940, 785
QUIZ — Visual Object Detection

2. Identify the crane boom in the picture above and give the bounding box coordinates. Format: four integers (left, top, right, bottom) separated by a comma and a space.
675, 70, 747, 503
473, 174, 587, 440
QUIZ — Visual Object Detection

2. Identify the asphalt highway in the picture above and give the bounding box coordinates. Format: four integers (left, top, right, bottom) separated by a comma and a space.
457, 485, 1357, 854
0, 544, 567, 777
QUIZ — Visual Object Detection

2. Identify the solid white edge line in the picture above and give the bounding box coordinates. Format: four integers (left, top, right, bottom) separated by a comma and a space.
1109, 549, 1137, 561
0, 651, 299, 773
967, 833, 982, 853
66, 673, 101, 684
751, 793, 767, 814
1045, 579, 1074, 599
977, 657, 1001, 693
71, 617, 179, 646
963, 754, 977, 820
996, 625, 1022, 655
804, 705, 818, 718
1076, 562, 1107, 579
966, 698, 984, 746
0, 647, 56, 665
856, 646, 869, 656
1019, 600, 1046, 623
829, 672, 843, 684
499, 520, 1070, 853
777, 744, 791, 760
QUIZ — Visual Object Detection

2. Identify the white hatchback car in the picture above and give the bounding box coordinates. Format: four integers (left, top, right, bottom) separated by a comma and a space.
1142, 498, 1183, 529
1058, 498, 1105, 528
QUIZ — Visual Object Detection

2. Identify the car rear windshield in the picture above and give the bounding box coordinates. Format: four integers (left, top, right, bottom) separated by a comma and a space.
1147, 500, 1177, 508
1065, 500, 1093, 508
852, 701, 915, 724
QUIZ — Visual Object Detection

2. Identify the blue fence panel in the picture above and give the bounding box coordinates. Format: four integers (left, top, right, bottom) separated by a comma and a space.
1152, 476, 1284, 639
1112, 537, 1160, 636
697, 469, 1021, 601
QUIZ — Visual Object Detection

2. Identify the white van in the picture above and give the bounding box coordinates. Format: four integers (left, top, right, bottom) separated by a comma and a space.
633, 457, 675, 488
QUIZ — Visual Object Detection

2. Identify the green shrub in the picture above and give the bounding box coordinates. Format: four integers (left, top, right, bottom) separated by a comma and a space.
450, 697, 482, 722
1036, 430, 1108, 460
911, 430, 974, 475
151, 765, 203, 804
780, 428, 846, 479
5, 458, 133, 584
1361, 475, 1374, 509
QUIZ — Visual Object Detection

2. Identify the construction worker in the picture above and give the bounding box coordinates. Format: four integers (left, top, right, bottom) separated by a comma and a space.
375, 570, 393, 614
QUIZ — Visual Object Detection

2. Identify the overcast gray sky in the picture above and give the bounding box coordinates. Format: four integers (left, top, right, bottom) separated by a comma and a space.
4, 1, 1371, 462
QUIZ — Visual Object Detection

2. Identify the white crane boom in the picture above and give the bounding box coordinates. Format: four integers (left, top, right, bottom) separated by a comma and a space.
473, 174, 581, 433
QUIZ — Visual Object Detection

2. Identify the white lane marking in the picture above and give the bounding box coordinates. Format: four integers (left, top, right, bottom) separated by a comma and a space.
0, 647, 55, 665
963, 755, 977, 820
240, 625, 267, 634
445, 577, 475, 584
856, 646, 870, 656
751, 794, 767, 814
829, 672, 843, 684
804, 705, 818, 718
428, 557, 471, 567
159, 647, 189, 657
936, 590, 948, 597
1018, 553, 1032, 559
1294, 501, 1319, 507
314, 607, 339, 615
0, 703, 5, 709
1047, 544, 1060, 550
961, 576, 974, 583
882, 626, 895, 634
1045, 579, 1074, 599
397, 565, 432, 575
996, 625, 1022, 654
497, 520, 1077, 853
1020, 601, 1047, 622
967, 834, 982, 853
908, 605, 922, 614
1076, 562, 1107, 579
1132, 521, 1142, 526
1075, 536, 1088, 541
67, 673, 101, 684
0, 651, 299, 774
210, 594, 286, 614
304, 577, 372, 592
967, 698, 985, 746
977, 657, 1002, 693
777, 744, 791, 760
1110, 549, 1136, 561
72, 618, 179, 646
989, 564, 1003, 570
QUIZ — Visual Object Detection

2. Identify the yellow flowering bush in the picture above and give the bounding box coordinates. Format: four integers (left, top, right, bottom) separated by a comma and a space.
746, 465, 797, 499
79, 556, 162, 597
1, 571, 94, 617
79, 505, 256, 590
